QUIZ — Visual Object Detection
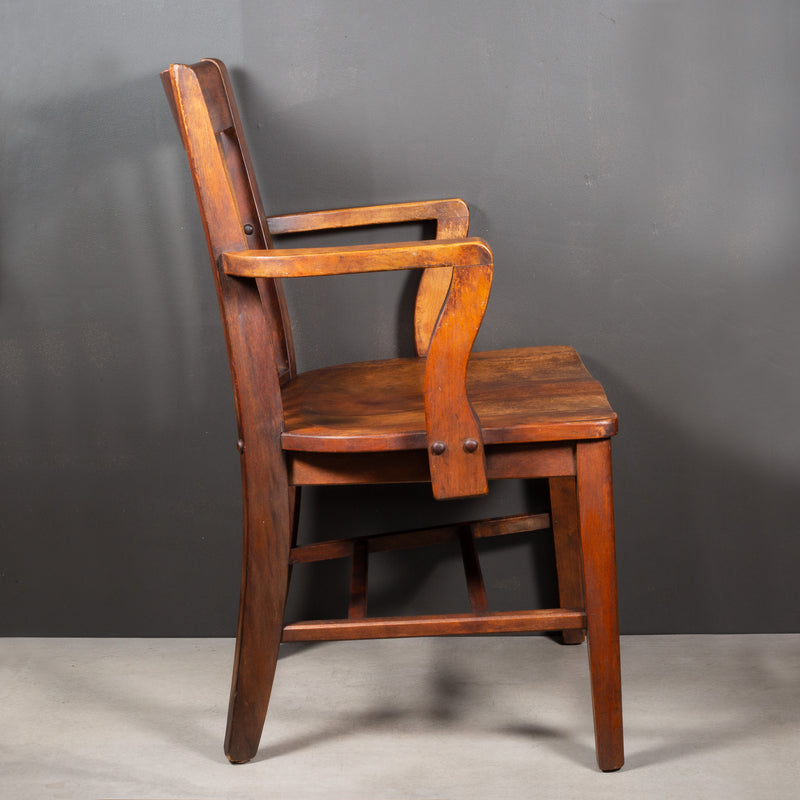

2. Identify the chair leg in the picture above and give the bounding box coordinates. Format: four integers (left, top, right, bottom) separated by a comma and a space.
224, 464, 294, 764
549, 476, 585, 644
576, 440, 624, 772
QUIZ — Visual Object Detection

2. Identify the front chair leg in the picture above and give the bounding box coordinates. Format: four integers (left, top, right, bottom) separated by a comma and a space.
224, 464, 293, 764
549, 476, 585, 644
576, 440, 624, 772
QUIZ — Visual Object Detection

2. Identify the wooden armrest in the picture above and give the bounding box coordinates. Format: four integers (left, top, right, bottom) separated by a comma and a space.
221, 238, 491, 278
266, 198, 469, 237
266, 200, 469, 358
223, 238, 493, 500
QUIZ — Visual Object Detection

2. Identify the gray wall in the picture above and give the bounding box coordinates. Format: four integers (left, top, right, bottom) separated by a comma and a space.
3, 1, 799, 635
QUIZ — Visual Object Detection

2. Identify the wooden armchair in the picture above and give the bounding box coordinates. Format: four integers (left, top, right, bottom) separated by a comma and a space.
161, 58, 623, 771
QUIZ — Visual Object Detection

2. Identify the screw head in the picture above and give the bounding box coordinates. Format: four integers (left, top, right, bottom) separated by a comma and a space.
243, 224, 254, 235
463, 438, 479, 453
431, 441, 447, 456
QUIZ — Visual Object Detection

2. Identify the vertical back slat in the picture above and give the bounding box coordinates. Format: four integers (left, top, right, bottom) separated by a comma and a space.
163, 59, 295, 384
202, 59, 296, 380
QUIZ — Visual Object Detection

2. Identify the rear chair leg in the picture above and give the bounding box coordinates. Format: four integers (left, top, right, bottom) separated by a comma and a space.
224, 463, 293, 764
549, 476, 585, 644
576, 440, 624, 772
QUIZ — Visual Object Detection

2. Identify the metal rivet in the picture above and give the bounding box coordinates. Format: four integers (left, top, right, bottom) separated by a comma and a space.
431, 441, 447, 456
243, 224, 254, 235
463, 438, 479, 453
236, 439, 245, 454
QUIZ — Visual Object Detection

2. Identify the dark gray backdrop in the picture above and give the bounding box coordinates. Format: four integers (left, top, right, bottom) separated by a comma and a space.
3, 1, 799, 635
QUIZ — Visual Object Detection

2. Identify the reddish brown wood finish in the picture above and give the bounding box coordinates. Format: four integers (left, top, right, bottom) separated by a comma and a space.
286, 443, 579, 487
223, 238, 492, 277
266, 198, 470, 236
282, 609, 588, 642
225, 243, 495, 499
348, 539, 369, 619
576, 440, 624, 771
459, 527, 489, 613
162, 60, 293, 765
280, 348, 616, 452
162, 58, 623, 772
550, 476, 586, 644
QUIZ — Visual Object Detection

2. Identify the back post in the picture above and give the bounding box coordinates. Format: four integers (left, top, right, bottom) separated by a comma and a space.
161, 59, 295, 386
162, 60, 298, 763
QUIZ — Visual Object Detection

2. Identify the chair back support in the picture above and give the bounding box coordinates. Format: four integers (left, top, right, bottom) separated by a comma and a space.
161, 59, 295, 402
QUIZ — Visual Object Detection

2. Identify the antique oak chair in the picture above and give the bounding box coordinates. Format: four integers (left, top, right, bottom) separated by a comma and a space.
161, 58, 623, 771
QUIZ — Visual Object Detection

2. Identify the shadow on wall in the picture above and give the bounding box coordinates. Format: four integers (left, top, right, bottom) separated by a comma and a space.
5, 21, 800, 638
607, 367, 800, 634
0, 73, 243, 635
0, 72, 221, 460
598, 5, 800, 633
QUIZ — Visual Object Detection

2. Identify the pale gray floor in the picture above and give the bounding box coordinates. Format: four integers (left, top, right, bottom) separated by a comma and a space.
2, 635, 798, 799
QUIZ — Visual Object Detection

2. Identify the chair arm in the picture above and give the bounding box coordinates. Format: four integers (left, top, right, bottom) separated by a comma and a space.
221, 238, 490, 278
424, 260, 492, 499
265, 198, 469, 237
266, 200, 469, 358
221, 238, 493, 500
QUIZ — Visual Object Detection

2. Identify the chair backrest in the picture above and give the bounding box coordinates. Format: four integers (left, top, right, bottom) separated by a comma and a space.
161, 59, 295, 392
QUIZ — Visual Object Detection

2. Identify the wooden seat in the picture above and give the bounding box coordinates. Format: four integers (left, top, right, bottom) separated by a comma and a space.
162, 58, 624, 771
282, 346, 616, 451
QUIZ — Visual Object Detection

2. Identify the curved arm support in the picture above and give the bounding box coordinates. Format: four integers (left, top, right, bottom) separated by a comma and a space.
424, 263, 493, 499
415, 200, 471, 357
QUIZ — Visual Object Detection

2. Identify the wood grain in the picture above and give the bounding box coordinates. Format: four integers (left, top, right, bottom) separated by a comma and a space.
282, 609, 587, 641
281, 346, 617, 452
222, 238, 492, 278
289, 512, 551, 565
424, 263, 492, 498
164, 57, 623, 772
577, 440, 624, 771
459, 527, 489, 613
266, 198, 469, 235
162, 62, 294, 764
286, 443, 577, 486
550, 476, 586, 645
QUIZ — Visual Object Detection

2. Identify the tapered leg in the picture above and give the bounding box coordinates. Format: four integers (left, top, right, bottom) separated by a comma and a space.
549, 476, 585, 644
224, 458, 294, 764
576, 440, 623, 772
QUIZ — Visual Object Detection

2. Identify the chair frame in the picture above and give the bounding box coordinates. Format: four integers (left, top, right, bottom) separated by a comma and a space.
162, 58, 623, 771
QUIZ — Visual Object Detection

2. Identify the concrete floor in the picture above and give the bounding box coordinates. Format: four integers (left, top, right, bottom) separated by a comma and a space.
2, 635, 798, 799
